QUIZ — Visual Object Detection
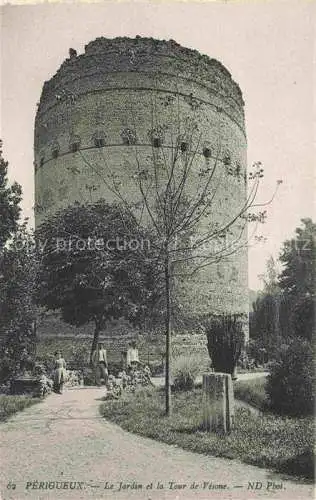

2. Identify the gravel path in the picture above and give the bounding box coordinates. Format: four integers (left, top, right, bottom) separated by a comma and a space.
0, 387, 313, 500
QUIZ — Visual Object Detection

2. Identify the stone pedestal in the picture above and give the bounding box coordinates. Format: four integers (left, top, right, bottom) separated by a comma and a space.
202, 373, 234, 433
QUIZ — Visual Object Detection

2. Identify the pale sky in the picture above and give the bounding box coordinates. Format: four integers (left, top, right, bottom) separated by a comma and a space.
1, 1, 315, 290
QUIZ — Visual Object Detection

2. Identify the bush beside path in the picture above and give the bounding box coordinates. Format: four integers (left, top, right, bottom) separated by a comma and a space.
0, 395, 41, 422
0, 387, 313, 500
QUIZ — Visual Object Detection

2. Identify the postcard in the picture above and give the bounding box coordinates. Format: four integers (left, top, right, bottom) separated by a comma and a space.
0, 2, 314, 499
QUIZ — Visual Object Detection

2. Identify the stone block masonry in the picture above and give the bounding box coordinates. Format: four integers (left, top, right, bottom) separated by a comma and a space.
34, 36, 248, 329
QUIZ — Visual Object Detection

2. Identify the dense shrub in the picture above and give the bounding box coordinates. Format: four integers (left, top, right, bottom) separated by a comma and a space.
0, 352, 15, 383
234, 376, 268, 411
68, 344, 90, 370
266, 339, 314, 416
35, 354, 56, 376
246, 339, 266, 366
107, 362, 123, 377
148, 360, 164, 376
172, 355, 201, 391
0, 346, 36, 382
82, 367, 95, 386
203, 314, 245, 375
292, 295, 315, 342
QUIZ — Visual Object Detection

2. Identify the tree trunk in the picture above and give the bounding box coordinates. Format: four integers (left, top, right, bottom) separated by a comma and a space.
165, 253, 172, 416
90, 319, 101, 366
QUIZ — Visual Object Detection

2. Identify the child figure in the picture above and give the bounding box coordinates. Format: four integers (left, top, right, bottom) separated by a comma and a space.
106, 375, 121, 399
120, 370, 129, 389
34, 365, 52, 397
143, 365, 152, 385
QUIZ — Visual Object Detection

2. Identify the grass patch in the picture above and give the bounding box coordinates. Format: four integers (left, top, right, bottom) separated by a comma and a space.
0, 395, 41, 422
234, 376, 269, 411
100, 387, 314, 480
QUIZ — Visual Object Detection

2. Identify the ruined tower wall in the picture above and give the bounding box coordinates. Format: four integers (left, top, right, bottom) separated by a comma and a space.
34, 37, 248, 325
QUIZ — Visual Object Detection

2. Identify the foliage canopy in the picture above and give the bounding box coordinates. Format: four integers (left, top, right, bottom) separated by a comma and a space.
35, 200, 160, 354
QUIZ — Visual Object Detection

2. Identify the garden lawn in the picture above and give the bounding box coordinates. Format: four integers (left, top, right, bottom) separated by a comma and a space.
100, 387, 314, 480
234, 376, 268, 410
0, 395, 41, 422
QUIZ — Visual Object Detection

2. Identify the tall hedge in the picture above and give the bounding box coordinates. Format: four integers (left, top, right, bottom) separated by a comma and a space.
203, 314, 245, 375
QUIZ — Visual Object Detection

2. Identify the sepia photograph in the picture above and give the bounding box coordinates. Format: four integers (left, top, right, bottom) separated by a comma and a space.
0, 1, 315, 499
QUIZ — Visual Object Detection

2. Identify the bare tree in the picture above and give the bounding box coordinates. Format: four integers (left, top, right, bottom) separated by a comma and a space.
78, 99, 281, 415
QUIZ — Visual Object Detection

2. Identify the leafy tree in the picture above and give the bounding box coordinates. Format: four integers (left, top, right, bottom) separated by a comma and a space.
0, 140, 22, 248
0, 223, 39, 379
279, 218, 315, 297
78, 106, 280, 414
291, 295, 314, 341
258, 256, 280, 295
250, 220, 315, 349
250, 256, 283, 358
36, 200, 160, 360
278, 218, 316, 340
0, 142, 37, 380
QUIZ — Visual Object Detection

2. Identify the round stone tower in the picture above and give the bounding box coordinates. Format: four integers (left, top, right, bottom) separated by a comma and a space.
34, 37, 248, 322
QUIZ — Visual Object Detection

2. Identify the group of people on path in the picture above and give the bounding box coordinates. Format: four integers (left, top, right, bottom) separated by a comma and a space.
91, 341, 143, 386
52, 340, 144, 393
